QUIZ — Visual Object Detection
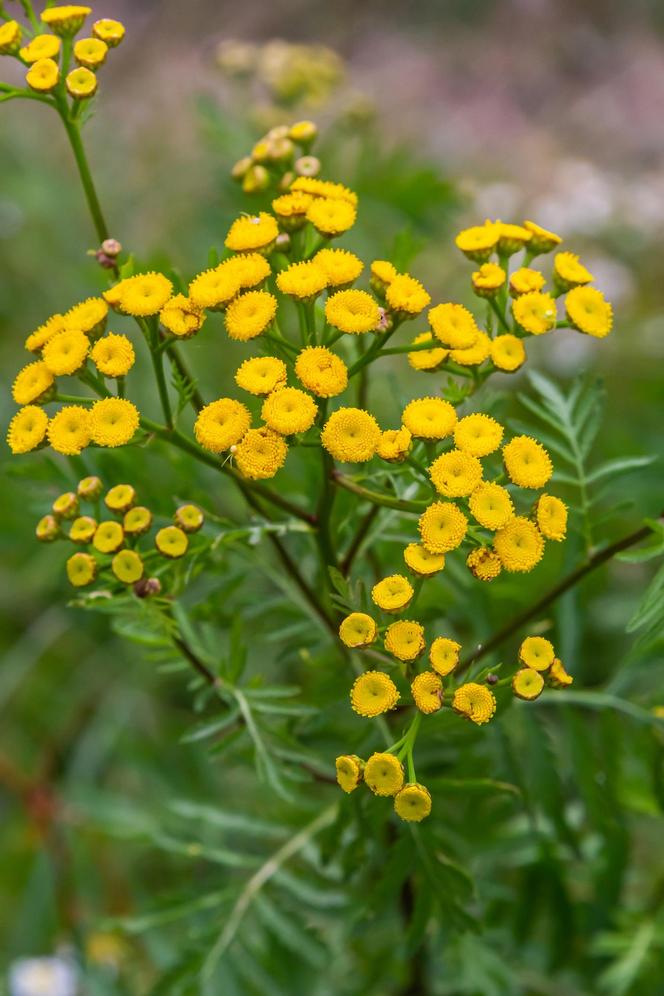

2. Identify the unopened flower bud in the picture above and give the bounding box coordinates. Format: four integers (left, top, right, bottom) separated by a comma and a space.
295, 155, 320, 178
267, 137, 294, 163
231, 156, 253, 181
486, 673, 499, 686
242, 165, 270, 194
133, 577, 162, 598
36, 514, 59, 542
376, 307, 393, 333
278, 171, 296, 193
274, 232, 292, 254
289, 120, 318, 146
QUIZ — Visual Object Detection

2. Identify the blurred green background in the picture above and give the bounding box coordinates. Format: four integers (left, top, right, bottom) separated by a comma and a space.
1, 1, 663, 993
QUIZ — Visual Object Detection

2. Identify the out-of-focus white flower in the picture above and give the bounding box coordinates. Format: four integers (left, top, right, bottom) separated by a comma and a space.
9, 956, 77, 996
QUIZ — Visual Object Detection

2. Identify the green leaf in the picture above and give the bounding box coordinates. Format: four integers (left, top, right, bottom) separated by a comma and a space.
587, 456, 657, 485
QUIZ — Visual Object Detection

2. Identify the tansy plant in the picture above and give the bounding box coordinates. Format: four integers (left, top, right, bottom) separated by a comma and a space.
3, 4, 663, 978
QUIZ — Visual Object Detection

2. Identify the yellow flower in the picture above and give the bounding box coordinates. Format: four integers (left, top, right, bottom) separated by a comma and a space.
234, 427, 288, 480
386, 274, 431, 316
565, 286, 613, 338
429, 449, 483, 498
52, 491, 79, 519
276, 260, 327, 300
370, 259, 397, 294
289, 120, 317, 144
335, 755, 363, 793
553, 251, 593, 290
41, 5, 91, 36
472, 262, 506, 298
295, 346, 348, 398
42, 329, 89, 376
496, 222, 532, 256
503, 435, 552, 489
69, 516, 97, 544
466, 546, 502, 581
512, 668, 544, 700
123, 506, 153, 536
394, 783, 432, 822
509, 267, 545, 297
19, 34, 61, 63
93, 520, 124, 554
64, 297, 108, 336
188, 266, 240, 311
174, 505, 205, 533
519, 636, 554, 672
25, 314, 66, 353
339, 612, 377, 649
225, 290, 277, 341
523, 220, 562, 255
110, 273, 173, 318
156, 525, 188, 559
313, 248, 363, 287
160, 294, 205, 338
306, 197, 356, 235
418, 501, 468, 554
90, 398, 140, 448
371, 574, 413, 613
6, 406, 48, 455
449, 331, 491, 367
429, 636, 460, 676
290, 177, 357, 206
66, 552, 97, 587
26, 57, 60, 93
261, 387, 318, 436
12, 361, 54, 405
325, 289, 379, 334
402, 397, 456, 440
350, 670, 400, 717
77, 475, 102, 500
454, 413, 503, 457
104, 484, 135, 514
376, 426, 412, 463
112, 549, 144, 584
272, 191, 314, 228
47, 405, 91, 455
408, 332, 447, 372
411, 671, 443, 714
469, 482, 514, 530
490, 333, 526, 372
512, 291, 557, 335
66, 67, 98, 99
225, 212, 278, 252
74, 37, 107, 68
36, 514, 59, 542
403, 542, 445, 577
236, 356, 287, 396
224, 252, 271, 290
364, 754, 404, 797
194, 398, 251, 453
455, 223, 499, 262
534, 494, 567, 541
384, 620, 425, 662
321, 407, 381, 462
92, 18, 125, 47
90, 334, 135, 378
0, 20, 22, 56
493, 517, 544, 572
452, 683, 496, 724
549, 657, 574, 688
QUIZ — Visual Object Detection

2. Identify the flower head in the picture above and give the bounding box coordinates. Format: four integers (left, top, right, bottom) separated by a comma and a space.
429, 449, 483, 498
261, 387, 317, 436
370, 259, 397, 294
112, 550, 144, 584
123, 506, 153, 536
64, 297, 108, 336
339, 612, 377, 649
394, 783, 432, 822
272, 191, 314, 228
450, 331, 491, 367
496, 222, 532, 256
471, 262, 506, 298
493, 517, 545, 572
156, 526, 188, 559
225, 290, 277, 340
276, 260, 327, 300
364, 753, 404, 797
26, 58, 60, 93
325, 289, 379, 334
234, 427, 288, 479
20, 34, 61, 63
69, 516, 97, 544
74, 36, 107, 68
194, 398, 251, 453
36, 515, 59, 542
519, 636, 554, 672
12, 361, 54, 406
376, 426, 412, 463
384, 620, 425, 662
107, 273, 173, 317
92, 18, 125, 47
402, 397, 456, 440
386, 274, 431, 316
509, 267, 545, 297
335, 755, 363, 793
503, 435, 552, 489
52, 491, 79, 519
90, 398, 140, 448
512, 291, 557, 335
93, 520, 124, 554
565, 286, 613, 338
553, 251, 593, 290
295, 346, 348, 398
66, 552, 97, 587
290, 177, 357, 205
403, 543, 445, 577
224, 252, 271, 289
313, 248, 363, 287
90, 334, 134, 378
411, 671, 443, 714
188, 266, 240, 310
41, 5, 91, 36
225, 212, 278, 252
104, 484, 135, 514
455, 223, 499, 262
512, 668, 544, 700
42, 329, 89, 376
454, 413, 503, 457
534, 494, 567, 541
7, 406, 48, 455
466, 546, 502, 581
429, 636, 461, 676
25, 314, 66, 353
523, 220, 561, 255
549, 658, 574, 688
77, 475, 102, 500
418, 501, 468, 554
0, 20, 22, 56
236, 356, 287, 396
452, 683, 496, 724
408, 332, 447, 372
350, 671, 400, 717
307, 197, 356, 235
490, 334, 526, 372
469, 482, 514, 530
371, 574, 413, 613
48, 405, 91, 455
321, 407, 381, 462
66, 67, 98, 99
160, 295, 205, 338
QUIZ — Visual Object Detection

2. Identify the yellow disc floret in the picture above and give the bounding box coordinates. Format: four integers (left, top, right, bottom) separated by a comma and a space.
493, 517, 545, 573
276, 260, 327, 300
104, 484, 135, 513
47, 405, 91, 455
371, 574, 414, 613
519, 636, 555, 672
156, 525, 189, 559
41, 5, 91, 36
364, 754, 404, 797
335, 755, 363, 793
472, 262, 506, 298
490, 334, 526, 372
90, 334, 135, 378
194, 398, 251, 453
306, 197, 356, 235
418, 501, 468, 554
411, 671, 443, 714
63, 296, 108, 336
321, 407, 381, 462
512, 668, 544, 700
225, 212, 278, 252
452, 683, 496, 724
26, 57, 60, 93
376, 426, 412, 463
565, 286, 613, 338
429, 449, 483, 498
350, 671, 400, 717
402, 397, 456, 440
261, 387, 318, 436
523, 220, 561, 255
384, 620, 425, 662
20, 34, 60, 62
92, 18, 125, 47
69, 516, 97, 544
339, 612, 377, 649
503, 435, 553, 489
386, 274, 431, 316
93, 520, 124, 554
429, 637, 461, 676
112, 550, 144, 584
73, 36, 107, 68
225, 290, 277, 341
6, 406, 48, 455
42, 329, 89, 376
66, 552, 97, 587
553, 251, 593, 290
466, 546, 502, 581
408, 332, 447, 372
295, 346, 348, 398
394, 783, 432, 822
468, 482, 514, 530
512, 291, 557, 335
325, 289, 379, 334
313, 248, 363, 287
12, 361, 54, 405
236, 356, 287, 396
454, 413, 503, 457
403, 543, 445, 577
233, 427, 288, 480
90, 398, 140, 448
160, 294, 205, 337
509, 267, 545, 297
534, 493, 567, 541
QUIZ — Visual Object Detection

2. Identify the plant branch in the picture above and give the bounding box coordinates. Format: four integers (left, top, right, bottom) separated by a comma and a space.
332, 471, 426, 514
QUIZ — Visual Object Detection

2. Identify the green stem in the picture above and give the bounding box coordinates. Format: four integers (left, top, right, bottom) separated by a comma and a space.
144, 319, 173, 429
18, 0, 40, 31
55, 103, 109, 243
348, 327, 397, 378
332, 471, 426, 514
489, 297, 510, 332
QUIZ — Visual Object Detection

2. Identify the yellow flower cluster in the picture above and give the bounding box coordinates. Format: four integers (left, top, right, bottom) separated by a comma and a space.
35, 476, 204, 592
512, 634, 574, 698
